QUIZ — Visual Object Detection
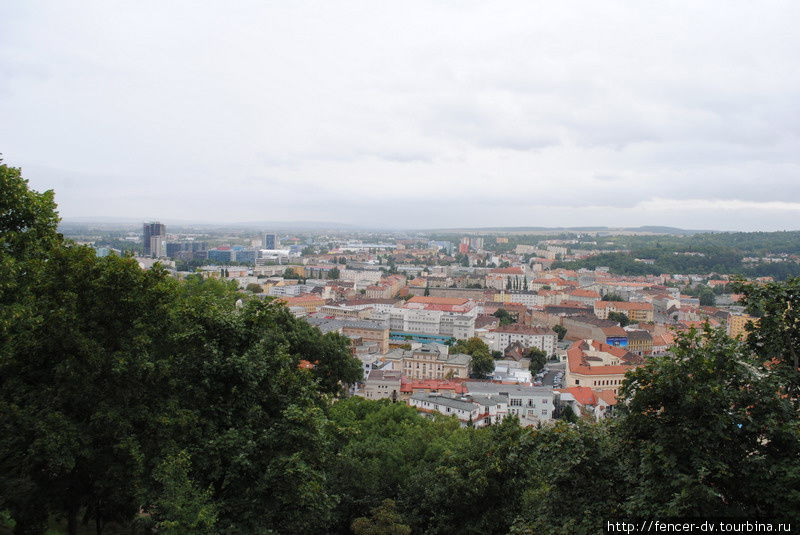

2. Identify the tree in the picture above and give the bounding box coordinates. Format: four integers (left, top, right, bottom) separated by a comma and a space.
492, 308, 514, 326
451, 337, 490, 357
528, 347, 547, 374
607, 311, 630, 327
615, 326, 800, 517
552, 324, 567, 341
558, 404, 578, 423
328, 267, 341, 280
283, 267, 301, 279
733, 277, 800, 397
603, 293, 626, 302
245, 282, 263, 293
149, 451, 218, 535
351, 499, 411, 535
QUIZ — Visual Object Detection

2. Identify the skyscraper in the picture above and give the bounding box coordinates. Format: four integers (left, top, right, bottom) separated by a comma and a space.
263, 233, 279, 249
143, 222, 166, 256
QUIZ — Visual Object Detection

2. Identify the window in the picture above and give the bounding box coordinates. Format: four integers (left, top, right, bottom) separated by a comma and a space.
541, 409, 547, 415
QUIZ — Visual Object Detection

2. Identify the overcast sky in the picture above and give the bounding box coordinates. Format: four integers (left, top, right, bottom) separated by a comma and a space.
1, 1, 799, 230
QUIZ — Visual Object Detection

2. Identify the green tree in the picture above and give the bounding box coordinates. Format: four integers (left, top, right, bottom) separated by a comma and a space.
329, 267, 341, 279
607, 311, 630, 327
149, 451, 218, 535
733, 277, 800, 398
528, 347, 547, 374
492, 308, 514, 326
603, 293, 626, 302
615, 326, 800, 518
351, 499, 411, 535
552, 324, 567, 341
245, 282, 263, 293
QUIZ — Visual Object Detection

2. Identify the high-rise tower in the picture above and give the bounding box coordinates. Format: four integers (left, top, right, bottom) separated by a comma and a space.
143, 222, 166, 257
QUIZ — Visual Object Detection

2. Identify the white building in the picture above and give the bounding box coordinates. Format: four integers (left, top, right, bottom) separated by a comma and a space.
466, 382, 555, 424
488, 324, 557, 356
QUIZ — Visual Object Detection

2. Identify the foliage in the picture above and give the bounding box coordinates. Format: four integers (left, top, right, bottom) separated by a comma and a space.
615, 326, 800, 517
492, 308, 514, 326
552, 324, 567, 341
451, 337, 494, 378
528, 348, 547, 374
603, 293, 626, 302
150, 451, 218, 535
733, 277, 800, 397
607, 311, 630, 327
351, 499, 411, 535
246, 282, 263, 293
328, 267, 341, 279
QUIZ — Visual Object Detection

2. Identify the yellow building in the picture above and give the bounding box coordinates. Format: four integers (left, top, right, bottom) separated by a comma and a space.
727, 313, 756, 340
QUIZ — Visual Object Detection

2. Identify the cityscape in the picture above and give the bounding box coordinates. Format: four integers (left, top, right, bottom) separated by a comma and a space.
2, 1, 800, 534
64, 220, 795, 426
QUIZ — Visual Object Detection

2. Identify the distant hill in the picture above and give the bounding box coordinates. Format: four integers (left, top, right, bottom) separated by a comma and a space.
425, 226, 716, 236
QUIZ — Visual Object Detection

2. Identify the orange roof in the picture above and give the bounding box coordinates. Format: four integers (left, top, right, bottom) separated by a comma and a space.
596, 389, 619, 406
556, 386, 596, 406
401, 378, 467, 394
569, 289, 601, 298
566, 340, 640, 376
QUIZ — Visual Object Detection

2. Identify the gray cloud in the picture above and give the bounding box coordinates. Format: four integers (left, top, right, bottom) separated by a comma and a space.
1, 0, 799, 230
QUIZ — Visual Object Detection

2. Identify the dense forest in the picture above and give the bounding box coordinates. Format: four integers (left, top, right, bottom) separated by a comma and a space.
2, 161, 800, 534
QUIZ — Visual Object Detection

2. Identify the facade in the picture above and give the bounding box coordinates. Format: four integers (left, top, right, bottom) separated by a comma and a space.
593, 301, 654, 323
726, 313, 754, 339
207, 248, 234, 263
488, 324, 557, 356
342, 320, 390, 354
142, 222, 166, 257
359, 370, 402, 400
465, 382, 555, 424
385, 296, 478, 341
409, 392, 506, 427
565, 339, 643, 395
382, 344, 471, 380
625, 330, 653, 356
263, 233, 279, 249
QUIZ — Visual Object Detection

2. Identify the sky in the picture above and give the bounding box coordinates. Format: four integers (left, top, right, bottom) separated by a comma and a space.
1, 1, 799, 231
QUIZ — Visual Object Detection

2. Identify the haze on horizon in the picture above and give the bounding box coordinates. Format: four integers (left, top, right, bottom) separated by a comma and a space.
1, 1, 799, 232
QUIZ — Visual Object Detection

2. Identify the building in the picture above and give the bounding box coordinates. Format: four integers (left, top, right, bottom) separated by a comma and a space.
466, 382, 555, 424
409, 392, 507, 427
593, 301, 654, 323
207, 248, 234, 263
726, 313, 755, 340
565, 339, 643, 395
263, 233, 279, 249
359, 369, 402, 400
625, 330, 653, 356
487, 324, 557, 356
382, 343, 471, 380
142, 222, 166, 257
383, 296, 478, 342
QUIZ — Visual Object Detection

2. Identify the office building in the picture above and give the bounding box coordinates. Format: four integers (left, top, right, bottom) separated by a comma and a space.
143, 222, 166, 256
263, 233, 279, 249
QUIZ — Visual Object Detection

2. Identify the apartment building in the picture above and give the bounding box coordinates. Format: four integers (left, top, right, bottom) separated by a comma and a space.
487, 324, 557, 356
565, 339, 643, 395
383, 344, 471, 380
593, 301, 654, 323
